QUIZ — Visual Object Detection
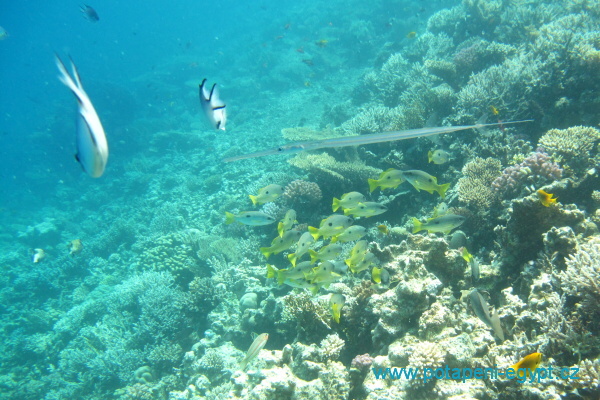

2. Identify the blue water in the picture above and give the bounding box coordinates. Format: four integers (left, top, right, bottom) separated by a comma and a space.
1, 0, 599, 399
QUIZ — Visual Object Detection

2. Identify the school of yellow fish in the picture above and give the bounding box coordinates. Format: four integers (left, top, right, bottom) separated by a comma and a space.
225, 165, 470, 324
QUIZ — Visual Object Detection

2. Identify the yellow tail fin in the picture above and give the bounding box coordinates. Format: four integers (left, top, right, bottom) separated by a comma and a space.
266, 264, 277, 278
249, 194, 259, 205
332, 198, 341, 212
437, 183, 451, 199
368, 178, 379, 193
288, 253, 298, 267
428, 150, 434, 163
412, 217, 423, 233
309, 249, 319, 264
225, 212, 236, 225
308, 226, 321, 241
276, 269, 287, 285
260, 247, 272, 260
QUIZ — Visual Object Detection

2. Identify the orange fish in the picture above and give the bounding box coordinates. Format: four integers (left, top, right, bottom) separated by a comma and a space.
406, 31, 417, 39
511, 352, 542, 378
537, 189, 557, 207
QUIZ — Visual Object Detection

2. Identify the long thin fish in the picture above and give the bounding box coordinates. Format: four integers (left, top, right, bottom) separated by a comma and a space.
224, 120, 533, 162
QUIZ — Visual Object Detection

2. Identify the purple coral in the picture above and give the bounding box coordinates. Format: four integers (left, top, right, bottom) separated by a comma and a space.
351, 353, 374, 370
453, 42, 483, 73
491, 150, 562, 199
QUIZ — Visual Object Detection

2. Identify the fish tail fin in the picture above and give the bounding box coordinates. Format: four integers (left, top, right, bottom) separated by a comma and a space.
287, 253, 297, 267
332, 198, 341, 212
412, 217, 423, 234
276, 270, 287, 285
437, 183, 451, 199
343, 208, 352, 216
332, 304, 340, 323
55, 54, 86, 103
266, 264, 277, 279
344, 258, 352, 267
428, 150, 434, 163
368, 178, 379, 193
309, 249, 318, 264
249, 195, 259, 205
225, 212, 236, 225
308, 226, 320, 241
259, 247, 271, 260
330, 235, 339, 243
277, 222, 285, 237
308, 284, 319, 295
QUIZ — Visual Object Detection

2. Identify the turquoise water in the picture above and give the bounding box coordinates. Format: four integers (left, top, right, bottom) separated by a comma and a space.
1, 0, 599, 399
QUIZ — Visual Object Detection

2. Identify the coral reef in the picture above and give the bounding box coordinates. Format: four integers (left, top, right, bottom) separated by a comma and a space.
287, 152, 381, 195
457, 157, 502, 210
491, 150, 563, 200
538, 126, 600, 175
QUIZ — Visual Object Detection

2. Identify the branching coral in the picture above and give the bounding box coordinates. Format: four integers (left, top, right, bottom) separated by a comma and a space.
559, 237, 600, 332
281, 125, 340, 141
288, 153, 381, 194
457, 157, 502, 209
339, 105, 399, 135
282, 292, 331, 341
318, 334, 345, 362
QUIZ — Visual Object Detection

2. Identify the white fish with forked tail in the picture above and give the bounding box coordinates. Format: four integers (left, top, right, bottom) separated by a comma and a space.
55, 55, 108, 177
199, 78, 227, 130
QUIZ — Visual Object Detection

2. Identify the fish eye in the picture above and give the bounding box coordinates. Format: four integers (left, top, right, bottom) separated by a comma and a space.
387, 176, 391, 179
246, 215, 251, 218
434, 221, 440, 224
328, 222, 333, 226
277, 147, 284, 152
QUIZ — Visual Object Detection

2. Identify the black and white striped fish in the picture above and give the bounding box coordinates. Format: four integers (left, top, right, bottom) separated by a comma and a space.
199, 78, 227, 131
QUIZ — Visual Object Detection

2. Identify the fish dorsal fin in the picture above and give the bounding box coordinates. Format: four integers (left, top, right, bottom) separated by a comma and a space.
199, 78, 211, 101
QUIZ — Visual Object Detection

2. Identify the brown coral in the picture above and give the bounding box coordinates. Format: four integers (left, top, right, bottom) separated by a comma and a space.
457, 157, 502, 209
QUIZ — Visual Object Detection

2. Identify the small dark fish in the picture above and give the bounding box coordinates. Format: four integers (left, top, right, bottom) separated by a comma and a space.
81, 5, 99, 22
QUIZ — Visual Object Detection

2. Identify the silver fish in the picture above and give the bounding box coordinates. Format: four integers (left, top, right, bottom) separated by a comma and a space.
199, 78, 227, 130
56, 55, 108, 178
240, 333, 269, 370
469, 289, 504, 341
224, 120, 533, 162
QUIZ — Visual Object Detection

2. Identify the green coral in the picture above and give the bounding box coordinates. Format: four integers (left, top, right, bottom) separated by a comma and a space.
457, 157, 502, 209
